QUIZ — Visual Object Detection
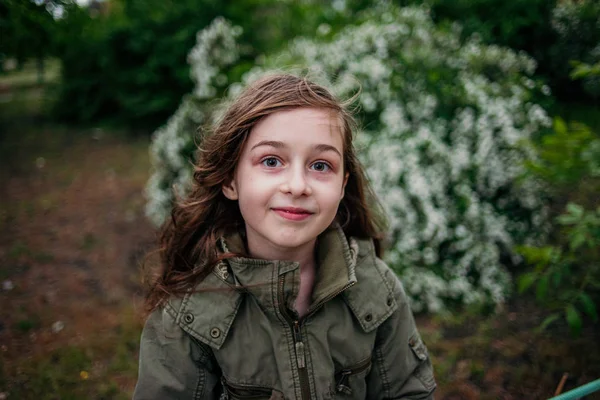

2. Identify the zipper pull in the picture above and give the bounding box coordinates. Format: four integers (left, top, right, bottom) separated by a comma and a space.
295, 341, 306, 369
336, 371, 353, 395
293, 321, 306, 369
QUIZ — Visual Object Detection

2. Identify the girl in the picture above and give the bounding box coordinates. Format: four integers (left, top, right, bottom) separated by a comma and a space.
134, 74, 436, 399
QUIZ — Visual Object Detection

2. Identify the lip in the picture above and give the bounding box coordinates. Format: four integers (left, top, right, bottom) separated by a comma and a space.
272, 207, 314, 221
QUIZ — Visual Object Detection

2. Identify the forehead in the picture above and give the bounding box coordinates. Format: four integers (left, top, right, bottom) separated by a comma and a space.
247, 107, 344, 148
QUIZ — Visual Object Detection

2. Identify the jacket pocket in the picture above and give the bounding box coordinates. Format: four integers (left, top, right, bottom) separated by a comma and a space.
408, 332, 436, 391
221, 378, 280, 400
334, 357, 372, 397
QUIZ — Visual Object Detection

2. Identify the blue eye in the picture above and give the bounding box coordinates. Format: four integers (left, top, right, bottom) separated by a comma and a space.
311, 161, 330, 172
262, 157, 282, 168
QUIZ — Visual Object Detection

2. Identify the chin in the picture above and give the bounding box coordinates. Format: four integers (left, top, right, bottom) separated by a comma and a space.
269, 233, 310, 249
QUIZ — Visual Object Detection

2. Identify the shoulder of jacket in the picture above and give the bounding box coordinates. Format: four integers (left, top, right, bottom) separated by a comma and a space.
163, 265, 244, 350
343, 237, 403, 333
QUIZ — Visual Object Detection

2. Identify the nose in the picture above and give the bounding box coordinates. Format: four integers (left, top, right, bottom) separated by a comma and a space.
280, 165, 312, 197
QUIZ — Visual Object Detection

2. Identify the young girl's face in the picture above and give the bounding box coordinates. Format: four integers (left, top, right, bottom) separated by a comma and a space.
222, 107, 348, 259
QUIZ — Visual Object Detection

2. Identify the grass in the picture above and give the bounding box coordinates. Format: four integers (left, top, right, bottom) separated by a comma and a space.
2, 311, 142, 400
0, 59, 61, 89
422, 302, 600, 399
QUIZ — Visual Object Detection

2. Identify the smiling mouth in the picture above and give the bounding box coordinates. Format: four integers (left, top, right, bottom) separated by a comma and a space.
272, 207, 314, 221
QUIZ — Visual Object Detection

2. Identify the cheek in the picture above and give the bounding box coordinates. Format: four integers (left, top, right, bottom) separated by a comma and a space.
314, 179, 346, 206
236, 179, 271, 210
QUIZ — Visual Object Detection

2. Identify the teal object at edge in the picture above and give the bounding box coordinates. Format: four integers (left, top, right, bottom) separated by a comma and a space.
548, 378, 600, 400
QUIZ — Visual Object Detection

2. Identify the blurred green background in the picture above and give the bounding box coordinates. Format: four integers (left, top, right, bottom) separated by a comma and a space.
1, 0, 599, 399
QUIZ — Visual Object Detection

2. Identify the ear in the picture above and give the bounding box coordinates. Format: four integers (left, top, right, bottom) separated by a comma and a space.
222, 179, 239, 200
340, 172, 349, 200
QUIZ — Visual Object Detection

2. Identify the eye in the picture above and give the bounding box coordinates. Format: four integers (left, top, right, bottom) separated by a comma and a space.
261, 157, 282, 168
310, 161, 330, 172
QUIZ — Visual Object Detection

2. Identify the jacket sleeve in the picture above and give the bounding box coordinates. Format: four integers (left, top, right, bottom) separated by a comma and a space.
133, 307, 222, 400
366, 266, 436, 399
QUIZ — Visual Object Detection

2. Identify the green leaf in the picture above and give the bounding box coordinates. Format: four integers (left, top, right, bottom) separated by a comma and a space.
570, 232, 586, 251
516, 246, 555, 268
579, 293, 598, 322
518, 272, 537, 294
537, 313, 559, 333
536, 274, 549, 301
554, 117, 567, 136
556, 214, 578, 225
565, 305, 582, 337
566, 203, 584, 219
551, 269, 562, 288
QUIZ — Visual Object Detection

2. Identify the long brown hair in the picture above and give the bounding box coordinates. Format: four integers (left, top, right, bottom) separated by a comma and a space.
146, 73, 387, 312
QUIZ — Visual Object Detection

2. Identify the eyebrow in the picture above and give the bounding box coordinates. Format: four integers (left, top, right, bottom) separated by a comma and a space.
251, 140, 285, 151
251, 140, 342, 158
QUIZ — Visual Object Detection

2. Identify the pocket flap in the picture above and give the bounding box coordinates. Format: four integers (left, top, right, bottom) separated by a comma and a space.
408, 332, 428, 361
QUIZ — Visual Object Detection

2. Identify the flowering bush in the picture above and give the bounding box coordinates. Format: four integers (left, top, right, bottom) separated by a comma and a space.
145, 18, 241, 226
146, 6, 552, 311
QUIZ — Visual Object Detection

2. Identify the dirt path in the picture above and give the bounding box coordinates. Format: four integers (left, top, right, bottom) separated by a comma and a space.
0, 129, 156, 397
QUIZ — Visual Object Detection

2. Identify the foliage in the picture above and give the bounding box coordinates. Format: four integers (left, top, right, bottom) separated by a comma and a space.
518, 204, 600, 336
398, 0, 558, 97
0, 0, 57, 72
52, 0, 374, 129
405, 0, 557, 54
524, 118, 600, 188
53, 0, 226, 128
571, 61, 600, 81
146, 5, 553, 312
399, 0, 600, 102
518, 119, 600, 336
550, 0, 600, 99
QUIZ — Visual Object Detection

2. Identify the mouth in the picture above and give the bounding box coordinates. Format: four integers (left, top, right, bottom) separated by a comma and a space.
272, 207, 314, 221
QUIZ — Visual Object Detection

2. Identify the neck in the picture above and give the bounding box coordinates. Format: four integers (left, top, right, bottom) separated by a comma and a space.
246, 235, 317, 271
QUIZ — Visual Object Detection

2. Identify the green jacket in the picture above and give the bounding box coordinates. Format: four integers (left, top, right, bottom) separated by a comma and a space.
134, 225, 436, 399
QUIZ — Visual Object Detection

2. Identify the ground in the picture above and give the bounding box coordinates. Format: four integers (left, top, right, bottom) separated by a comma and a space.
0, 62, 599, 400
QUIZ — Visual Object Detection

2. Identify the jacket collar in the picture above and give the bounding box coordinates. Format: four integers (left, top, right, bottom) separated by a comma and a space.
167, 223, 396, 350
218, 223, 359, 314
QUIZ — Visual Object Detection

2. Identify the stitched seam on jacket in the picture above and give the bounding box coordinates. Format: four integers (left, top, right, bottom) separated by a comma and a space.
369, 255, 397, 328
345, 252, 395, 331
334, 224, 354, 268
370, 254, 394, 300
194, 366, 205, 400
191, 337, 213, 365
413, 362, 436, 392
375, 346, 390, 398
164, 301, 178, 320
177, 290, 244, 349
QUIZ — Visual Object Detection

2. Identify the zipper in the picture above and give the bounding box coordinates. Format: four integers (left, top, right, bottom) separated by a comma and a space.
221, 377, 273, 399
278, 275, 311, 400
277, 272, 356, 400
335, 357, 372, 396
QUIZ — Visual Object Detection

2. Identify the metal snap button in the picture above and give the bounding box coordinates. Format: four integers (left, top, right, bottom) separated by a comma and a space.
210, 327, 221, 338
365, 313, 373, 322
183, 313, 194, 324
